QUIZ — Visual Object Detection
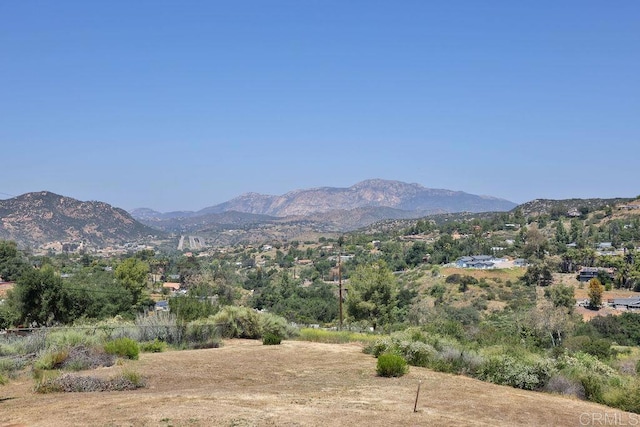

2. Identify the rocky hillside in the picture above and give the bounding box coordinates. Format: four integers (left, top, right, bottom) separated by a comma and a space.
132, 179, 516, 233
516, 198, 630, 217
201, 179, 516, 217
131, 179, 516, 221
0, 191, 161, 248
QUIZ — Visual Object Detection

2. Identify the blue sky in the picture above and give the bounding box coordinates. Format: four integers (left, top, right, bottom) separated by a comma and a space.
1, 1, 638, 212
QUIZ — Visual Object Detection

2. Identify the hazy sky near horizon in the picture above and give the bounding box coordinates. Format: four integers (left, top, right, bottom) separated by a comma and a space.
2, 1, 639, 212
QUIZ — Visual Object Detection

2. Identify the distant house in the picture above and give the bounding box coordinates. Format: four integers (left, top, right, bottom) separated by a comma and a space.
514, 259, 528, 267
455, 255, 495, 269
578, 267, 614, 282
155, 300, 169, 312
567, 208, 581, 217
610, 297, 640, 311
163, 282, 181, 292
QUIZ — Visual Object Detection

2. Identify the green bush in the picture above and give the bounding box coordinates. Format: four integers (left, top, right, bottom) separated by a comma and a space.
262, 333, 282, 345
213, 306, 261, 339
0, 372, 7, 385
376, 353, 408, 377
140, 339, 167, 353
580, 373, 604, 403
400, 341, 436, 367
477, 355, 554, 390
34, 349, 70, 370
103, 337, 139, 360
602, 381, 640, 414
259, 312, 298, 339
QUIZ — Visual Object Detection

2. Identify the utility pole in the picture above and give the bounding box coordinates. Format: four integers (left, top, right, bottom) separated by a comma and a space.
338, 252, 343, 330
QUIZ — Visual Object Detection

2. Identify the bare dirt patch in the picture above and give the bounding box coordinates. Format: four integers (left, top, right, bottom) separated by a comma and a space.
0, 339, 634, 426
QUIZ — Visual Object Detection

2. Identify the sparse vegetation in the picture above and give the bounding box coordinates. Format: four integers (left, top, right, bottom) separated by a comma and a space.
35, 370, 146, 393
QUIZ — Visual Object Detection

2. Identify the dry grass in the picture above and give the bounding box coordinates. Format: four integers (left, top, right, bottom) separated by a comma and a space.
0, 339, 635, 426
441, 267, 525, 282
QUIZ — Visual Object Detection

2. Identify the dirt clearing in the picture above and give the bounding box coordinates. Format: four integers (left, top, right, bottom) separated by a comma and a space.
0, 339, 633, 426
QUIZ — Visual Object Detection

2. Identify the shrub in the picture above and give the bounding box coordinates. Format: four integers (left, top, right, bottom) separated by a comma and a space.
103, 338, 139, 360
364, 337, 394, 358
401, 341, 436, 367
445, 274, 461, 284
46, 328, 100, 349
34, 349, 70, 370
0, 330, 46, 356
213, 306, 261, 339
477, 355, 554, 390
580, 373, 604, 403
559, 352, 617, 378
262, 333, 282, 345
35, 371, 146, 393
602, 382, 640, 414
184, 318, 221, 348
433, 347, 484, 375
376, 353, 408, 377
259, 312, 298, 339
0, 357, 25, 377
61, 346, 115, 371
134, 312, 184, 344
0, 372, 7, 385
543, 374, 585, 399
140, 339, 166, 353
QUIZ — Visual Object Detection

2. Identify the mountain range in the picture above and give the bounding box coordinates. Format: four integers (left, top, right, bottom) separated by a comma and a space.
0, 180, 519, 248
132, 179, 516, 221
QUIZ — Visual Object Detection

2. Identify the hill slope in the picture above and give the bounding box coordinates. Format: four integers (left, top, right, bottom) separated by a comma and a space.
0, 191, 161, 248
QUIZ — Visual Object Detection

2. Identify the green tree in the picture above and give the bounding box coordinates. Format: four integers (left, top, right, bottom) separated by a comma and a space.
9, 265, 70, 325
522, 262, 553, 286
587, 278, 604, 310
345, 261, 398, 330
0, 240, 29, 281
115, 258, 150, 307
544, 284, 576, 313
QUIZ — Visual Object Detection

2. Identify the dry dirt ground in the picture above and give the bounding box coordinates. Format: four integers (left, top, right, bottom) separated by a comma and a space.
0, 339, 636, 427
